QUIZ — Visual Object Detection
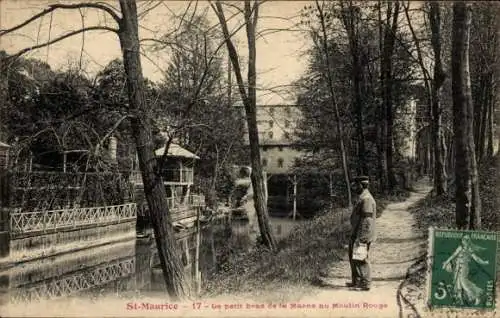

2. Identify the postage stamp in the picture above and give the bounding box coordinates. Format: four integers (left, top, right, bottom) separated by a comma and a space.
427, 228, 498, 310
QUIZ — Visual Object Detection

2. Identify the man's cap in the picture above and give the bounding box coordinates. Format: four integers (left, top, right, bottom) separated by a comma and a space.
353, 176, 369, 183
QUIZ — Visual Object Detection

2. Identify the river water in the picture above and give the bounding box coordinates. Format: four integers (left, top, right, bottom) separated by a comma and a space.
0, 217, 302, 309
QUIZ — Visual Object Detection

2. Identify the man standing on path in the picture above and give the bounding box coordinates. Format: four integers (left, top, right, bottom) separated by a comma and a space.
347, 176, 376, 291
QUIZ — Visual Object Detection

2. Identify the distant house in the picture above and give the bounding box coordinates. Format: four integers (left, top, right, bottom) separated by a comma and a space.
236, 104, 305, 175
235, 105, 307, 216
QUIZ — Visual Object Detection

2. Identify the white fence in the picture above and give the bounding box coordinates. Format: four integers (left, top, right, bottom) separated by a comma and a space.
10, 257, 135, 303
9, 203, 137, 234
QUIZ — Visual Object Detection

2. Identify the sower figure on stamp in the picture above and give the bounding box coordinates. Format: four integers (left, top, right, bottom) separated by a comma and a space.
347, 176, 376, 291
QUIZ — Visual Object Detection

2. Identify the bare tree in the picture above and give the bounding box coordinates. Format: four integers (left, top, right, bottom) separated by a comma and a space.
211, 0, 277, 250
452, 1, 481, 229
1, 0, 188, 299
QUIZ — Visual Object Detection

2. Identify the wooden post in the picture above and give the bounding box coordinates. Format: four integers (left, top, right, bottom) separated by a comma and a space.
171, 185, 176, 209
29, 152, 32, 172
292, 174, 297, 221
63, 152, 67, 173
179, 161, 183, 183
263, 170, 268, 205
194, 206, 201, 295
329, 173, 333, 209
210, 224, 216, 269
184, 185, 191, 205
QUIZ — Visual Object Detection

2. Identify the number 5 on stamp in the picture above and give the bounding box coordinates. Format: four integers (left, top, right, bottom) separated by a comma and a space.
427, 228, 498, 310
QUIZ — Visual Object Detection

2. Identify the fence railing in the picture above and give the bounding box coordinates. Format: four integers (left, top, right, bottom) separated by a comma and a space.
137, 194, 205, 221
130, 169, 194, 185
9, 257, 135, 303
9, 203, 137, 235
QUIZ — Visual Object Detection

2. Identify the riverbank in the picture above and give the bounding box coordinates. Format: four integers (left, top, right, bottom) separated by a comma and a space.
1, 185, 420, 317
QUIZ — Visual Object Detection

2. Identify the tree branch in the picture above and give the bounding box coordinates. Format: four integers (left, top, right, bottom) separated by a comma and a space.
48, 2, 121, 23
138, 1, 163, 19
0, 7, 57, 37
79, 8, 86, 70
8, 26, 119, 59
0, 2, 120, 38
402, 2, 432, 81
211, 1, 249, 103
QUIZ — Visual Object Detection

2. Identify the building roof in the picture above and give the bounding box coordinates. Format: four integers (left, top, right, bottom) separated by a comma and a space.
154, 143, 200, 160
0, 141, 10, 148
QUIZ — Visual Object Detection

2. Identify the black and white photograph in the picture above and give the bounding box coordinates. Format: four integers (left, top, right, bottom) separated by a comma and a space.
0, 1, 499, 317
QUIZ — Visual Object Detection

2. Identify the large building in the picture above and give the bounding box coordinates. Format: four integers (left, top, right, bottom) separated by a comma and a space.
237, 105, 304, 175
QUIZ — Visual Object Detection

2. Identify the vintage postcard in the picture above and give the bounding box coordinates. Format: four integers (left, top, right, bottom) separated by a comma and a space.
0, 1, 499, 317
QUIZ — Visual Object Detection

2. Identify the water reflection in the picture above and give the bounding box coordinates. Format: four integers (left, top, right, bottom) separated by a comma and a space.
0, 217, 301, 307
0, 239, 153, 305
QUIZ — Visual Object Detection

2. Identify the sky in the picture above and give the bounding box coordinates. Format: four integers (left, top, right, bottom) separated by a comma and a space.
0, 0, 311, 105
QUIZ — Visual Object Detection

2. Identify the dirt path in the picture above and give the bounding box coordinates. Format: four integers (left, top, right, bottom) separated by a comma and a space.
295, 179, 433, 317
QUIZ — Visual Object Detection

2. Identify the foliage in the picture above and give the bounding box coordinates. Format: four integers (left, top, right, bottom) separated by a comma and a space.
152, 13, 246, 206
3, 171, 133, 211
295, 1, 418, 197
1, 53, 134, 171
1, 42, 244, 204
93, 58, 160, 169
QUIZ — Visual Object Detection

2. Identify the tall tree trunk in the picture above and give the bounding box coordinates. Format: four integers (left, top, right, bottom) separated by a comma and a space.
404, 1, 433, 184
213, 0, 277, 250
486, 92, 494, 157
472, 74, 485, 158
316, 0, 352, 207
429, 2, 447, 195
377, 0, 388, 191
381, 0, 399, 191
478, 73, 491, 162
452, 1, 480, 229
244, 0, 276, 249
341, 2, 367, 175
118, 0, 187, 298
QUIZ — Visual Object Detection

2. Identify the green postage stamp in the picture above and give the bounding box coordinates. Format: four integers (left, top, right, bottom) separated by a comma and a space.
427, 228, 498, 310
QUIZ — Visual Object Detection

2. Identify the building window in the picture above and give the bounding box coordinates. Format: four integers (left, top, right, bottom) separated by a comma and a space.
262, 158, 267, 166
269, 120, 274, 128
277, 158, 284, 168
284, 132, 290, 139
285, 107, 291, 116
268, 131, 273, 139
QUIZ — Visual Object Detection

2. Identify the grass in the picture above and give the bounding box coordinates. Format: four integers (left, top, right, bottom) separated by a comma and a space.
410, 154, 500, 234
201, 187, 412, 300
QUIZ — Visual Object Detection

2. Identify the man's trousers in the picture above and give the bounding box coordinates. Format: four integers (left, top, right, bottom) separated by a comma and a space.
348, 240, 372, 288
